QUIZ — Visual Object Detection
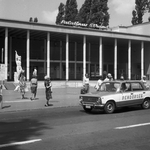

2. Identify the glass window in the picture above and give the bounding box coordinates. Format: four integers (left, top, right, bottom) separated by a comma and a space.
131, 83, 143, 91
99, 82, 120, 92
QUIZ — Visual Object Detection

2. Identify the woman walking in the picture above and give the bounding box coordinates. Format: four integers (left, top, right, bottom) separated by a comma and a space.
44, 76, 52, 107
30, 75, 38, 100
18, 70, 27, 99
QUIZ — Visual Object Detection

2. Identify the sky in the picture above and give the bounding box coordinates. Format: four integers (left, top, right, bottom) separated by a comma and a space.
0, 0, 149, 27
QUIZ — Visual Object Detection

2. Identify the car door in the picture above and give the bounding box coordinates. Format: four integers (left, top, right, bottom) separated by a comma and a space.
130, 82, 145, 105
119, 82, 133, 107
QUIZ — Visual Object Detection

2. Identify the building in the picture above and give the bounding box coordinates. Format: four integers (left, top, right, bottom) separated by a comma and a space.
0, 18, 150, 81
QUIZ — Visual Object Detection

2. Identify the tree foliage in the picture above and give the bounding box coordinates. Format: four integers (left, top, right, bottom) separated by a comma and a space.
64, 0, 78, 22
131, 0, 148, 25
56, 3, 65, 24
79, 0, 109, 26
55, 0, 110, 27
131, 10, 138, 25
76, 0, 92, 23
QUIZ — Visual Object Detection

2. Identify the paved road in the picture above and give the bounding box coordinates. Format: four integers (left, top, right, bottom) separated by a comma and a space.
0, 106, 150, 150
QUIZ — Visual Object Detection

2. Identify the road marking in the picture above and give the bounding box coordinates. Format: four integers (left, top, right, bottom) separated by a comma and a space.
0, 139, 42, 148
115, 122, 150, 129
4, 100, 31, 103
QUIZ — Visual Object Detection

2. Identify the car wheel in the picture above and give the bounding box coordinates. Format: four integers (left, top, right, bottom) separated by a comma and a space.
104, 101, 115, 114
141, 98, 150, 109
83, 106, 92, 112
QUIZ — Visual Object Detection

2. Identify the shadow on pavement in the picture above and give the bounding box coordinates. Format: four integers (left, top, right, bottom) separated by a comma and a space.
0, 118, 52, 150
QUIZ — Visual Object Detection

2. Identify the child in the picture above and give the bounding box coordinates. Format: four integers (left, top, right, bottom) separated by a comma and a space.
30, 75, 38, 100
0, 82, 3, 109
44, 76, 52, 107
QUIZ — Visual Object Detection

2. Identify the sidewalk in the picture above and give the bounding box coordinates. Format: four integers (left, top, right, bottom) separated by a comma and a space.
0, 81, 97, 113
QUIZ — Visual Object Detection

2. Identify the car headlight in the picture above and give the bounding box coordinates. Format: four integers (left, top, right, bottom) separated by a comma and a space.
96, 97, 102, 104
79, 96, 83, 103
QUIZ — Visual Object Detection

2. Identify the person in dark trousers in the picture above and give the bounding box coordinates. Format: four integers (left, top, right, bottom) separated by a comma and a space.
44, 76, 52, 107
0, 82, 3, 109
30, 75, 38, 100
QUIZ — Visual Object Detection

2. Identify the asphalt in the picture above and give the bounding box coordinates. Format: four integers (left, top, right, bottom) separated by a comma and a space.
0, 81, 97, 113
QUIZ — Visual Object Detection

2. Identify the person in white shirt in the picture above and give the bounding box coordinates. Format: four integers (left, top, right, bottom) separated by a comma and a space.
141, 75, 149, 88
33, 67, 37, 77
95, 75, 103, 91
104, 73, 113, 81
83, 73, 90, 93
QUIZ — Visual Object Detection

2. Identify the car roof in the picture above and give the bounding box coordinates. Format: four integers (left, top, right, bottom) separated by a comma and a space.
103, 80, 143, 83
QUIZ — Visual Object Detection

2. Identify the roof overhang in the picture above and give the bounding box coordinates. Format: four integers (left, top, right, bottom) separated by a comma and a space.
0, 19, 150, 42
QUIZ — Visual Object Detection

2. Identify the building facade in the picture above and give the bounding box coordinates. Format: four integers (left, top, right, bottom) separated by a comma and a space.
0, 19, 150, 81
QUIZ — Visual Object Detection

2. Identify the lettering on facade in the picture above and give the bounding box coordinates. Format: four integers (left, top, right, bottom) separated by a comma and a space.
122, 94, 143, 100
60, 20, 108, 30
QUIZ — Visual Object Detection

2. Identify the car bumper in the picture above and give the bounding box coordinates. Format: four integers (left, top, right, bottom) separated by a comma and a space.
80, 101, 104, 109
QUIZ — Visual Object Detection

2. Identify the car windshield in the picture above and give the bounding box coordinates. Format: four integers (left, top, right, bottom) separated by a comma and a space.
99, 82, 121, 92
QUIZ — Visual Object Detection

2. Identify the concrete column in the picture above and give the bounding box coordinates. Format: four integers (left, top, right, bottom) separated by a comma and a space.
1, 48, 4, 63
128, 40, 131, 80
47, 32, 50, 77
5, 28, 8, 80
88, 43, 91, 74
44, 39, 46, 75
66, 34, 69, 81
99, 37, 102, 76
83, 35, 86, 78
114, 38, 117, 80
60, 41, 62, 79
9, 37, 12, 80
75, 42, 77, 79
141, 41, 144, 78
26, 30, 30, 81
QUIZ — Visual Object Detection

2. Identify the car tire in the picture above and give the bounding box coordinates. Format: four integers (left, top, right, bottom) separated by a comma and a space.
104, 101, 115, 114
83, 106, 92, 112
141, 98, 150, 109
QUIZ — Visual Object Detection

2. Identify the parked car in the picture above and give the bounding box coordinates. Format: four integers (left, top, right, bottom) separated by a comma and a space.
79, 80, 150, 114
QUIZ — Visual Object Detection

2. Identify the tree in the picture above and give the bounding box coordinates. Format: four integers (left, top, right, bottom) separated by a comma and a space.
131, 0, 148, 25
76, 0, 92, 23
88, 0, 109, 26
64, 0, 78, 22
131, 10, 138, 25
34, 17, 38, 23
56, 3, 65, 24
29, 17, 33, 22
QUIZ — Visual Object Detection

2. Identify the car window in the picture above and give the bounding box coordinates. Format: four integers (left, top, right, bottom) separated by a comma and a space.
131, 82, 143, 91
121, 83, 131, 92
100, 82, 120, 92
125, 83, 131, 91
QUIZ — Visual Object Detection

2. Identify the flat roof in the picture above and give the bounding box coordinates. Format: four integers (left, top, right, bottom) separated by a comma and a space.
0, 18, 150, 42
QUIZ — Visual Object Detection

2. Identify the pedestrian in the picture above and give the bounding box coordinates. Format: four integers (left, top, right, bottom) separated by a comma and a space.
141, 75, 149, 88
120, 74, 124, 81
95, 75, 103, 91
18, 70, 27, 99
0, 81, 3, 109
104, 73, 113, 81
33, 67, 37, 77
30, 74, 38, 100
44, 75, 52, 107
83, 73, 90, 93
